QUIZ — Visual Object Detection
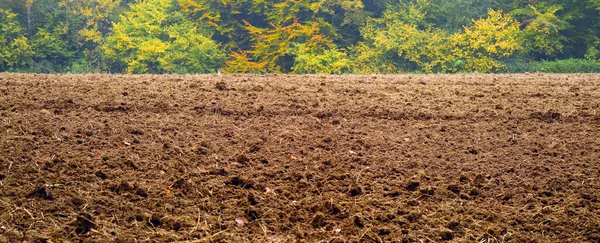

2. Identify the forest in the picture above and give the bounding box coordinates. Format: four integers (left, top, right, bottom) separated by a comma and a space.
0, 0, 599, 74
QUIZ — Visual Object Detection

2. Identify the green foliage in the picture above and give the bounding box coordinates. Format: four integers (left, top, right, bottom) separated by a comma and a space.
530, 59, 600, 73
226, 20, 336, 73
348, 42, 399, 74
0, 9, 33, 71
591, 0, 600, 10
502, 55, 535, 73
359, 8, 522, 73
289, 43, 351, 74
386, 0, 437, 27
31, 27, 72, 69
58, 0, 124, 72
1, 0, 600, 74
454, 9, 523, 72
178, 0, 252, 50
180, 0, 365, 73
432, 0, 514, 32
585, 41, 600, 60
103, 0, 225, 74
591, 0, 600, 9
358, 2, 451, 73
513, 5, 568, 58
58, 0, 121, 44
514, 0, 600, 59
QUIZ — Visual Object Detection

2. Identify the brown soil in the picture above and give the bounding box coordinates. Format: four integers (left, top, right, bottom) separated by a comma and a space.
1, 73, 599, 242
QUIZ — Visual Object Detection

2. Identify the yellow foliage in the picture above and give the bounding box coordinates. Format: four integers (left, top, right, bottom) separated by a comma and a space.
226, 51, 268, 73
290, 43, 351, 74
104, 0, 224, 74
59, 0, 121, 44
78, 27, 102, 43
361, 9, 522, 73
226, 19, 335, 73
7, 36, 33, 66
520, 5, 567, 57
454, 9, 522, 72
349, 43, 397, 74
0, 9, 33, 68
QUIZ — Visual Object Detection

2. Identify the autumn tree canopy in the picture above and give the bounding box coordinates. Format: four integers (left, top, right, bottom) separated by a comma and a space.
0, 0, 598, 73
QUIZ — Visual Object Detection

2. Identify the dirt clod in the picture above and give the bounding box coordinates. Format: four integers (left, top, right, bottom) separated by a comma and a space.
353, 216, 364, 228
469, 188, 481, 197
229, 176, 254, 189
406, 181, 420, 191
348, 185, 363, 196
447, 184, 460, 194
236, 154, 249, 164
215, 82, 227, 91
378, 227, 391, 236
27, 186, 53, 200
467, 147, 479, 155
73, 213, 95, 234
149, 214, 162, 227
420, 187, 435, 196
311, 212, 327, 228
439, 229, 454, 241
247, 193, 258, 205
95, 171, 107, 179
530, 110, 562, 122
473, 174, 486, 187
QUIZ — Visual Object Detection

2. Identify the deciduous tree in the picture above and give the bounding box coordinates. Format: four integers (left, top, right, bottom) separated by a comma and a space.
103, 0, 225, 74
0, 9, 33, 71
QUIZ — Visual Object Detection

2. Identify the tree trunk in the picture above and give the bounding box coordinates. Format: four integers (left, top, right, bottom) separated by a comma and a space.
26, 2, 32, 35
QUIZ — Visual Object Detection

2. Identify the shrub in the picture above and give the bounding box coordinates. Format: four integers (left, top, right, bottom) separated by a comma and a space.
530, 59, 600, 73
502, 56, 534, 73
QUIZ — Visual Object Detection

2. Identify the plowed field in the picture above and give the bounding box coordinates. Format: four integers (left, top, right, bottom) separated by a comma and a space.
1, 74, 599, 242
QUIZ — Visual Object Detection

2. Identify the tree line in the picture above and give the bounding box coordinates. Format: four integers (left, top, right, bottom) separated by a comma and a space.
1, 0, 599, 74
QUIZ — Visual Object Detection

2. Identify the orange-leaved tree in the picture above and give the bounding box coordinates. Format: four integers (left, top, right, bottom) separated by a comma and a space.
226, 19, 338, 73
179, 0, 359, 73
